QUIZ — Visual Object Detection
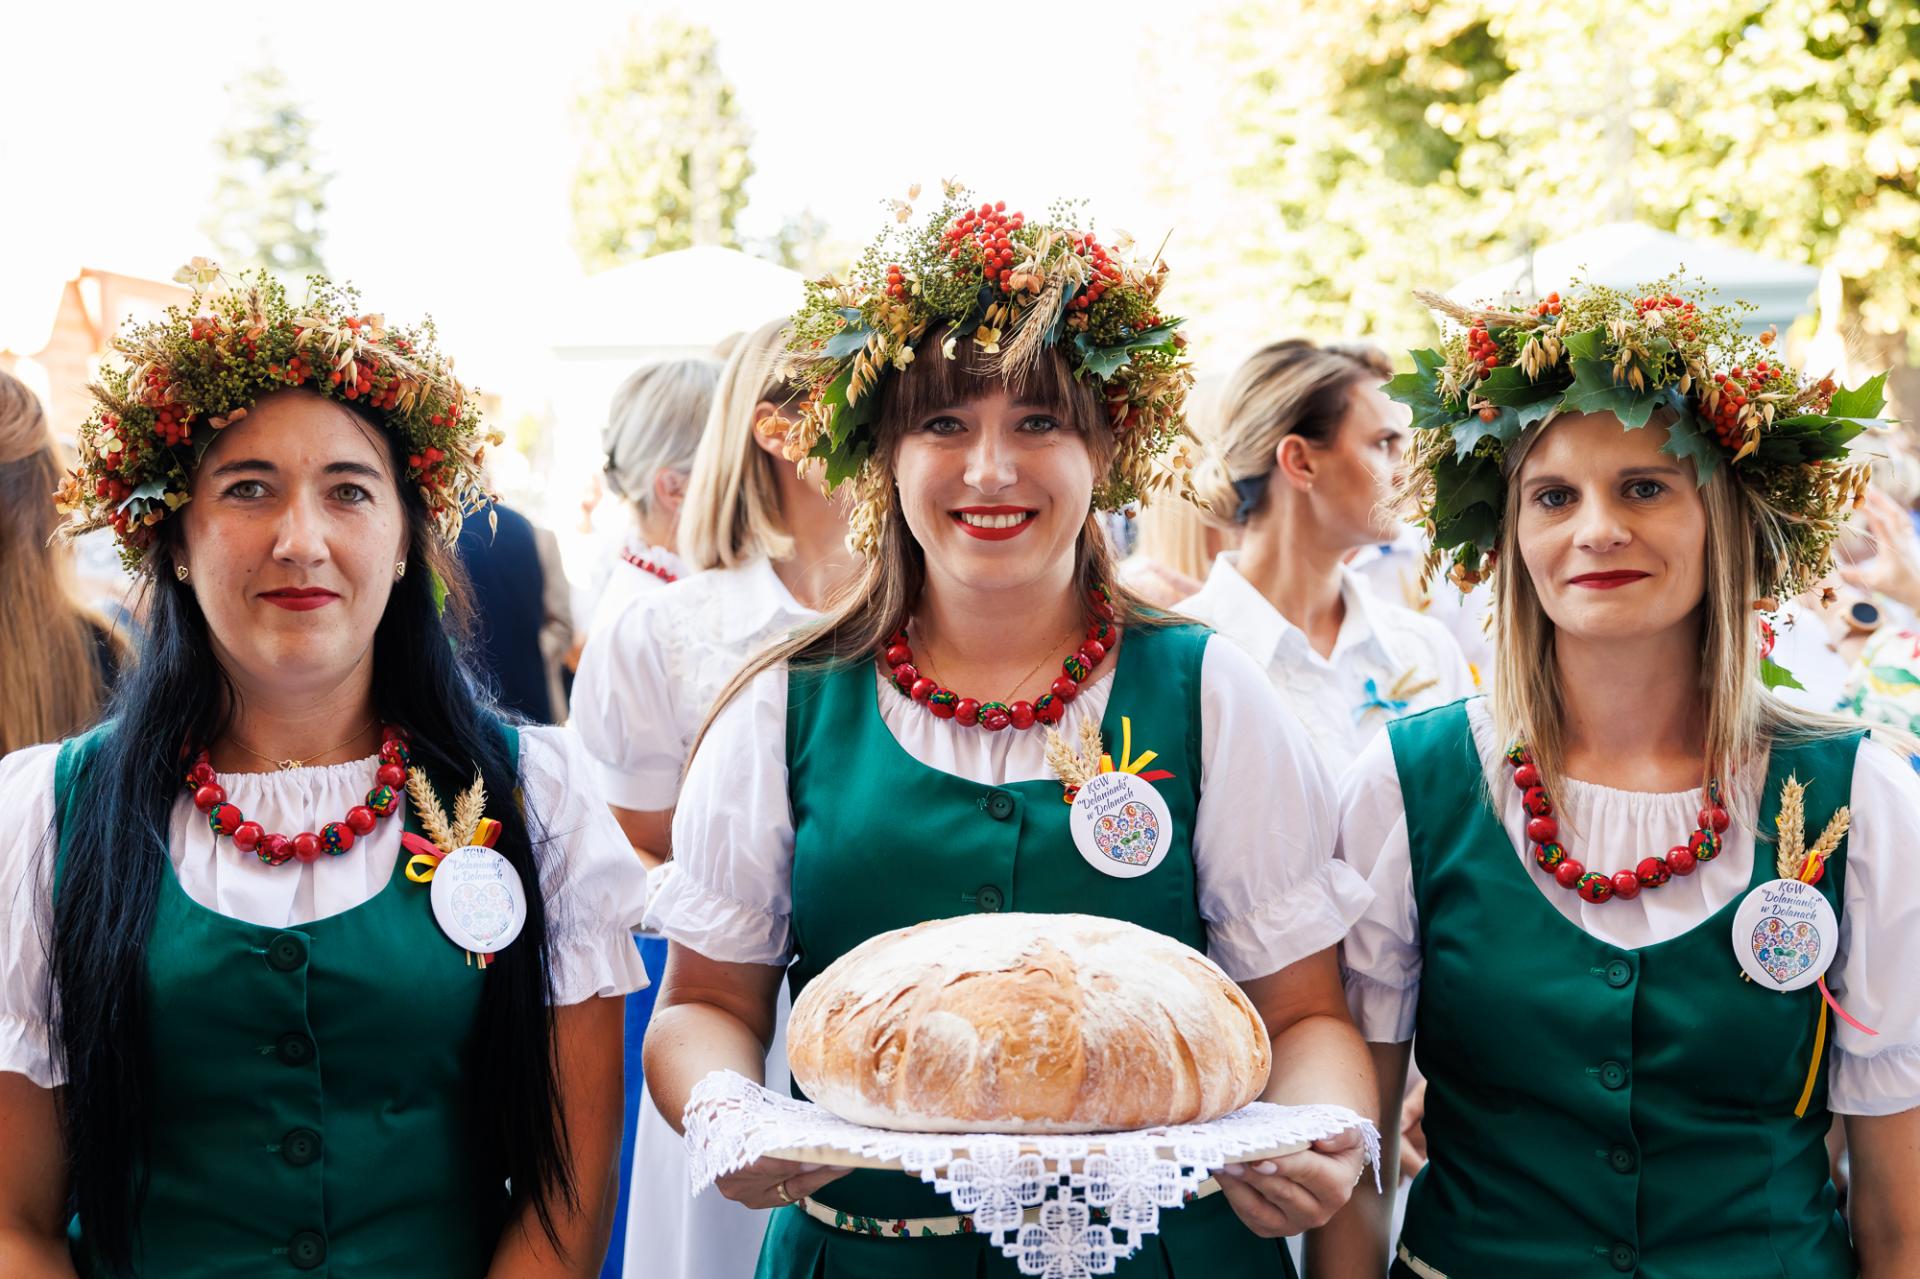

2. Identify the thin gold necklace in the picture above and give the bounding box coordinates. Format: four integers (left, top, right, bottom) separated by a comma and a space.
227, 718, 378, 772
916, 627, 1077, 704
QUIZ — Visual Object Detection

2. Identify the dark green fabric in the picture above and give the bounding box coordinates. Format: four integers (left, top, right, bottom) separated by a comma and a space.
1389, 700, 1858, 1279
54, 724, 522, 1278
768, 623, 1292, 1279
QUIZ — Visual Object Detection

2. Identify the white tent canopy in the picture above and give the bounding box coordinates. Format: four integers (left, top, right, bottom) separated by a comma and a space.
1448, 222, 1819, 335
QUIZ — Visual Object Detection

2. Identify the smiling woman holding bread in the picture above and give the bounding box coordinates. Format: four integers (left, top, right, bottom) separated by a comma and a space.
641, 188, 1377, 1278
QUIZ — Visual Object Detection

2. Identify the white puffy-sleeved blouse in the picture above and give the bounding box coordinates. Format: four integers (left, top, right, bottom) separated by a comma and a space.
571, 556, 817, 812
0, 725, 651, 1089
645, 631, 1374, 984
1336, 696, 1920, 1116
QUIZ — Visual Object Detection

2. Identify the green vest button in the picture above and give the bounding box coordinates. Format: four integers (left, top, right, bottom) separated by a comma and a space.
985, 791, 1016, 821
1608, 1241, 1636, 1271
1603, 959, 1633, 987
282, 1128, 321, 1166
1607, 1144, 1637, 1174
276, 1032, 316, 1067
288, 1230, 326, 1269
267, 933, 308, 972
1599, 1060, 1629, 1090
976, 885, 1004, 912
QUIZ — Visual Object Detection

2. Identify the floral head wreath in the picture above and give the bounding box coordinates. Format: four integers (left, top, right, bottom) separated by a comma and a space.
1387, 275, 1889, 599
55, 259, 500, 568
782, 181, 1197, 553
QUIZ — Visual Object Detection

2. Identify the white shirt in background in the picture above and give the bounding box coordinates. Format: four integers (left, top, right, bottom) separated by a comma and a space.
1178, 553, 1475, 778
1346, 530, 1495, 679
585, 530, 690, 643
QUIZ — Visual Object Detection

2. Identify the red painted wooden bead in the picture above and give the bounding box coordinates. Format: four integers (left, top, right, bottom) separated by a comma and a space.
232, 821, 265, 853
320, 821, 354, 854
954, 698, 981, 727
259, 834, 293, 866
929, 695, 956, 720
381, 724, 410, 744
1688, 828, 1721, 861
1512, 762, 1540, 790
345, 806, 378, 835
1009, 701, 1036, 730
979, 703, 1012, 732
376, 763, 407, 789
1089, 592, 1116, 622
1554, 859, 1586, 889
884, 643, 913, 668
1051, 675, 1080, 703
188, 761, 217, 788
1666, 845, 1698, 875
1523, 786, 1554, 817
1699, 805, 1730, 834
379, 738, 411, 767
193, 783, 226, 812
1610, 869, 1642, 900
1034, 695, 1065, 725
909, 678, 937, 703
1079, 639, 1107, 666
891, 662, 919, 692
1637, 856, 1672, 888
1577, 872, 1615, 903
1526, 815, 1559, 844
291, 832, 323, 863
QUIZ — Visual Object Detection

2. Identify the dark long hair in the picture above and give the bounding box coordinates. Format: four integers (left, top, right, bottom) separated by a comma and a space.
48, 397, 575, 1272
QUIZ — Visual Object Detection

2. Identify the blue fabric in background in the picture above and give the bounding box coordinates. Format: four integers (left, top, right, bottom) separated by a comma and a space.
599, 935, 669, 1279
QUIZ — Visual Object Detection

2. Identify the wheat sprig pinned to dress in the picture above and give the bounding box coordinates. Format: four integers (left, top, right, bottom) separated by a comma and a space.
1774, 775, 1808, 878
450, 774, 487, 848
1045, 719, 1105, 792
404, 770, 457, 852
1805, 807, 1851, 870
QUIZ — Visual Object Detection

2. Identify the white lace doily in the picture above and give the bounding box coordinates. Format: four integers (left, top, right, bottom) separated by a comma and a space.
683, 1070, 1380, 1277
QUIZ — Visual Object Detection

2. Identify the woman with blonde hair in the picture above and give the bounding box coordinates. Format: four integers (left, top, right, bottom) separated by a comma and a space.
0, 369, 131, 755
1320, 283, 1920, 1277
572, 315, 856, 1279
1181, 339, 1472, 776
587, 355, 721, 638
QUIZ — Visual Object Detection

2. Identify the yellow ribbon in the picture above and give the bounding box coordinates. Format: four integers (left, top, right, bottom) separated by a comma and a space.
1097, 717, 1159, 777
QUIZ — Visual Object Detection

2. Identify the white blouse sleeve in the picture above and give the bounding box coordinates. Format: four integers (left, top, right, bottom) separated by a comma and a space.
1194, 635, 1373, 982
1827, 737, 1920, 1116
518, 726, 652, 1005
0, 744, 61, 1087
570, 594, 686, 812
642, 664, 794, 966
1332, 730, 1422, 1043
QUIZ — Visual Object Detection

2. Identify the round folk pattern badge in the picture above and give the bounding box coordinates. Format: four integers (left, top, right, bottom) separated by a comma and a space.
430, 845, 527, 955
1069, 771, 1173, 879
1730, 877, 1837, 993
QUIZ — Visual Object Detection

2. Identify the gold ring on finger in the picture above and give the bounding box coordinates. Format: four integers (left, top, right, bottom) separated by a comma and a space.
775, 1179, 793, 1205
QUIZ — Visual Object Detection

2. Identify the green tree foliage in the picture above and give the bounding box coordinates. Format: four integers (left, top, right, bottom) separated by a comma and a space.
203, 66, 330, 276
1168, 0, 1918, 357
570, 17, 754, 271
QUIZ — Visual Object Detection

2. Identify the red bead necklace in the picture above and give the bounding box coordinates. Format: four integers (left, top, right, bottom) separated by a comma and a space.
620, 550, 679, 584
185, 726, 413, 867
882, 586, 1119, 731
1506, 743, 1728, 904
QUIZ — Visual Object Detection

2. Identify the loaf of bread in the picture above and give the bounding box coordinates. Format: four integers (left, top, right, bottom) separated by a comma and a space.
788, 913, 1272, 1133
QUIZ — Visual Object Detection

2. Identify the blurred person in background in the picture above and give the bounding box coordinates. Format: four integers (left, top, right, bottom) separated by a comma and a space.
585, 356, 721, 640
0, 369, 133, 755
1117, 375, 1238, 606
571, 316, 857, 1279
456, 499, 575, 724
1183, 338, 1472, 777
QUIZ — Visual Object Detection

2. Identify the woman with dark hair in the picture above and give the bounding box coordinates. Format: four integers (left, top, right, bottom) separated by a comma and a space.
0, 267, 648, 1277
642, 191, 1377, 1278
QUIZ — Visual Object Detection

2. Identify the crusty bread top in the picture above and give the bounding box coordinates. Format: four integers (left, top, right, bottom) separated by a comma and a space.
788, 913, 1272, 1134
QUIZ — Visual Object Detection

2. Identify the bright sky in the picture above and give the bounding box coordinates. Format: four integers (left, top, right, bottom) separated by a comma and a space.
0, 0, 1216, 398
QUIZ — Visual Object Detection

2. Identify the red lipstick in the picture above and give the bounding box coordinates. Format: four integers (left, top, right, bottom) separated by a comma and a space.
260, 587, 340, 611
951, 506, 1038, 542
1568, 570, 1650, 590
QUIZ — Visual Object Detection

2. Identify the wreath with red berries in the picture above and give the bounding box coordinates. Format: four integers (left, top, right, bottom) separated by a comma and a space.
782, 182, 1197, 554
1385, 275, 1888, 601
55, 260, 499, 568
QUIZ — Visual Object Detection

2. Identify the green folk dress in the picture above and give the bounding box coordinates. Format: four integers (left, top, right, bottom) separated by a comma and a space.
51, 725, 521, 1278
757, 623, 1302, 1279
1385, 701, 1857, 1279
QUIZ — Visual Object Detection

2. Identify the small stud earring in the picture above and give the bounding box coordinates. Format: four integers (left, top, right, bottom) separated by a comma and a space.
174, 563, 190, 582
394, 561, 407, 580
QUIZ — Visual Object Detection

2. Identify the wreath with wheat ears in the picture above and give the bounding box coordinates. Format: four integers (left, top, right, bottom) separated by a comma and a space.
1386, 276, 1889, 606
54, 259, 500, 568
781, 182, 1198, 554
